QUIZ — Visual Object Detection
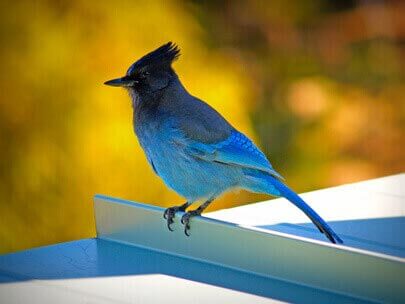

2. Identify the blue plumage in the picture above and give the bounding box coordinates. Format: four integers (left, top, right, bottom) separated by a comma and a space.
104, 42, 343, 244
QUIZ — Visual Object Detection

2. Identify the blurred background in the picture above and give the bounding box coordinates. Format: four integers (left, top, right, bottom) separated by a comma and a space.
0, 0, 404, 254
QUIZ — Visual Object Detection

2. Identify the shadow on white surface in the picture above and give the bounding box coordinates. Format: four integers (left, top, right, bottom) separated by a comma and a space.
257, 216, 405, 258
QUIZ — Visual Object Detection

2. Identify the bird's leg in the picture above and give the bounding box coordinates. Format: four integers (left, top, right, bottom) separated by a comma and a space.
163, 202, 191, 231
181, 198, 214, 236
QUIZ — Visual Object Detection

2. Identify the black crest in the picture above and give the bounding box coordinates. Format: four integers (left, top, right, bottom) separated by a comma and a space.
127, 42, 180, 76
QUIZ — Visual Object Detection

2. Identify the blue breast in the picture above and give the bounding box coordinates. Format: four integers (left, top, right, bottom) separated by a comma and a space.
135, 117, 242, 201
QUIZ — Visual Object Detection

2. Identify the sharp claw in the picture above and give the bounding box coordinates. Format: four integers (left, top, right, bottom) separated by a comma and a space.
181, 214, 191, 236
184, 225, 190, 236
167, 220, 174, 231
183, 219, 190, 236
164, 208, 176, 231
181, 213, 189, 225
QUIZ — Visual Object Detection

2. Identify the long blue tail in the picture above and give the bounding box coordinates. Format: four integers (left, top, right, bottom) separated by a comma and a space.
262, 174, 343, 244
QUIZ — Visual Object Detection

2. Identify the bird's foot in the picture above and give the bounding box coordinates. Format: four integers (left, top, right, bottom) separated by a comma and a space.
180, 209, 202, 236
163, 203, 189, 231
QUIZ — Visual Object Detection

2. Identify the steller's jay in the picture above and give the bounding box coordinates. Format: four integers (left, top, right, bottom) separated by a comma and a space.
104, 42, 343, 244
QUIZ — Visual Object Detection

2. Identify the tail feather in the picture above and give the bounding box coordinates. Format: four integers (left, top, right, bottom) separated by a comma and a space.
265, 175, 343, 244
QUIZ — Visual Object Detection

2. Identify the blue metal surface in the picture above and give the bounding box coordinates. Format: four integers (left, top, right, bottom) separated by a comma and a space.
0, 238, 370, 303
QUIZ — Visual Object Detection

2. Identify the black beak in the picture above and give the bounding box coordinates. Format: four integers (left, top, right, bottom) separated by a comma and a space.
104, 76, 136, 87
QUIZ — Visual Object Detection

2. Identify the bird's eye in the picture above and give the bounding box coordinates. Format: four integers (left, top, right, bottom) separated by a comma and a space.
139, 71, 150, 79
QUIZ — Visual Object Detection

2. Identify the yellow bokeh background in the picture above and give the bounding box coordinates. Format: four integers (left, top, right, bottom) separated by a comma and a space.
1, 0, 404, 254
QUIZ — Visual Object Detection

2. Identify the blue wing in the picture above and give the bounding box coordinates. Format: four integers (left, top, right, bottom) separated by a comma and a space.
185, 131, 284, 180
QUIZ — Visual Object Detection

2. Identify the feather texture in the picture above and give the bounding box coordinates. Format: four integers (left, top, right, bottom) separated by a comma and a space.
126, 42, 180, 76
107, 42, 343, 244
185, 131, 284, 180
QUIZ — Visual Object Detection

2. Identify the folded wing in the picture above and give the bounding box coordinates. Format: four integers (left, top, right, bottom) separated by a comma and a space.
185, 131, 284, 180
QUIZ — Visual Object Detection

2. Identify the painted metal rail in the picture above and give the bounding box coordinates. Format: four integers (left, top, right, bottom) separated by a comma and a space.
95, 194, 405, 303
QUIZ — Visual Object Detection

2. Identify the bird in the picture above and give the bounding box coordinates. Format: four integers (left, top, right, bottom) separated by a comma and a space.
104, 42, 343, 244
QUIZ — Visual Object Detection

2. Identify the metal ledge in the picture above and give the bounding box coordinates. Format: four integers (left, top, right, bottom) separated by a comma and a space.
94, 194, 405, 303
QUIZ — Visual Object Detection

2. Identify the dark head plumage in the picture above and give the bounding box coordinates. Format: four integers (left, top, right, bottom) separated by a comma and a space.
126, 42, 180, 76
104, 42, 181, 92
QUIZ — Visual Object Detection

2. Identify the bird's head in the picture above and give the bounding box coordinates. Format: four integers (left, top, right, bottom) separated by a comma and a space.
104, 42, 180, 97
